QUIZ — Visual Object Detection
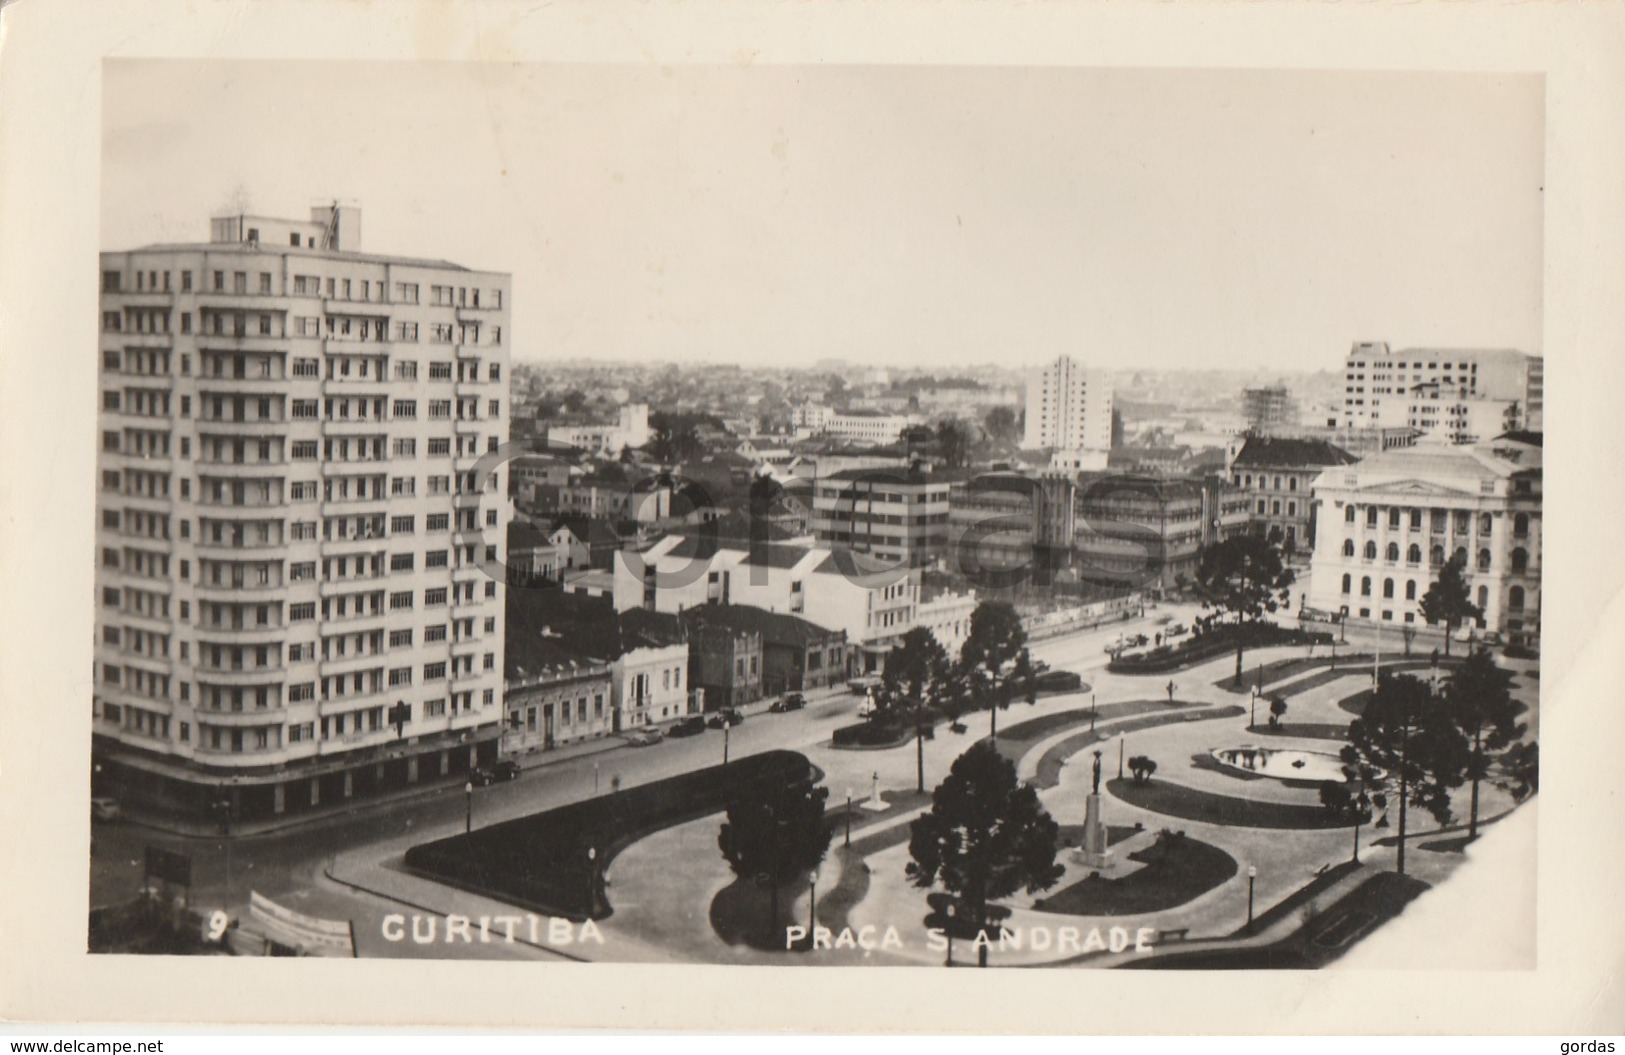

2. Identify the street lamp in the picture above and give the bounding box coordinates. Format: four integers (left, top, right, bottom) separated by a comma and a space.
1090, 694, 1097, 732
1118, 737, 1125, 781
594, 760, 600, 795
464, 780, 473, 833
1250, 687, 1260, 729
723, 722, 730, 765
844, 788, 853, 848
1246, 865, 1258, 933
807, 866, 820, 945
586, 846, 598, 916
945, 903, 956, 967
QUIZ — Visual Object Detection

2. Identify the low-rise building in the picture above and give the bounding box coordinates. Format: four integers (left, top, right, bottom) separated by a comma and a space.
811, 465, 955, 568
503, 637, 615, 753
1226, 435, 1359, 557
1072, 473, 1250, 591
917, 588, 978, 657
676, 604, 849, 696
611, 536, 919, 674
1306, 435, 1541, 638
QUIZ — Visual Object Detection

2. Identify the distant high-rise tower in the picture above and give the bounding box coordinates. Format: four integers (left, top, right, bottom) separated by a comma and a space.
1021, 355, 1113, 454
1243, 385, 1300, 433
94, 203, 512, 819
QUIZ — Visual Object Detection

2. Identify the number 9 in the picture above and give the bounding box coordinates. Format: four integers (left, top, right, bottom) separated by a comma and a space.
207, 910, 229, 941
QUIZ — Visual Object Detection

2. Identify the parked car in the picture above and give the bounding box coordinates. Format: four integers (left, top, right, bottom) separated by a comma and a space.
769, 694, 807, 713
847, 675, 883, 695
624, 727, 664, 746
707, 708, 745, 729
1166, 623, 1189, 638
666, 716, 708, 738
90, 796, 121, 822
471, 759, 522, 786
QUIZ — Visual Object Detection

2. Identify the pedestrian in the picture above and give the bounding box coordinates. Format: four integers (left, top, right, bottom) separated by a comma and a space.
1166, 680, 1176, 703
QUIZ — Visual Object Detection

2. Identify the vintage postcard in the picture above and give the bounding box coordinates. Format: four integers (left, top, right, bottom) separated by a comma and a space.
2, 0, 1622, 1036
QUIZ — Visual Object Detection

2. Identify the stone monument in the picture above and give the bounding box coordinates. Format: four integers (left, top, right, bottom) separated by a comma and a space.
1080, 749, 1112, 868
861, 769, 890, 812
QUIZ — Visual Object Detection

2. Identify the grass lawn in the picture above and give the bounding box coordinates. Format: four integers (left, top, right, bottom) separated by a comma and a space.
1030, 706, 1246, 789
1108, 777, 1352, 830
1032, 831, 1237, 917
1247, 722, 1349, 741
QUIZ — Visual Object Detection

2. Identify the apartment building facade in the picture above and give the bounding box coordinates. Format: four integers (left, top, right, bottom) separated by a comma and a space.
1022, 355, 1114, 455
1339, 342, 1544, 436
1225, 436, 1359, 557
811, 466, 953, 568
94, 204, 512, 819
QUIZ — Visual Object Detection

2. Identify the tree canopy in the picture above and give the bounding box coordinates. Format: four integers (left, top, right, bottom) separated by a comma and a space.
1342, 672, 1470, 873
906, 741, 1063, 964
1418, 552, 1484, 656
1444, 648, 1526, 838
1194, 533, 1296, 624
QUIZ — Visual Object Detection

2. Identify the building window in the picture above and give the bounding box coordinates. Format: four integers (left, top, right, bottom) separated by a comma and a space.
1513, 513, 1530, 538
1384, 542, 1398, 562
1382, 578, 1394, 599
1360, 576, 1371, 597
1344, 506, 1356, 524
1363, 541, 1377, 561
1405, 580, 1416, 601
1508, 585, 1526, 612
1510, 548, 1528, 574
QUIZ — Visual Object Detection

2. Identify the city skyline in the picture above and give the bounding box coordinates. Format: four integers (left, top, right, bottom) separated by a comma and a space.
103, 61, 1543, 372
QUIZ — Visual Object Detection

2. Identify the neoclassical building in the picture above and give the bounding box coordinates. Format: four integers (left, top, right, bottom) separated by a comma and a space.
1305, 436, 1541, 639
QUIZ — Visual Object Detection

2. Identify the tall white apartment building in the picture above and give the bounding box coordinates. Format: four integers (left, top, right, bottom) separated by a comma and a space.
1339, 342, 1544, 436
94, 203, 513, 821
1021, 355, 1114, 454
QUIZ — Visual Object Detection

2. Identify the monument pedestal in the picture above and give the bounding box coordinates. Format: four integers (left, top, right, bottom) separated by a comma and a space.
1077, 792, 1111, 869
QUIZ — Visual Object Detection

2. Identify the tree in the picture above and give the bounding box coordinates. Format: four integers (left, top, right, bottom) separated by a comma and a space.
958, 601, 1028, 740
934, 419, 974, 469
1342, 673, 1470, 875
1499, 741, 1538, 803
984, 406, 1019, 444
1444, 649, 1526, 839
906, 742, 1064, 966
1193, 533, 1296, 678
1128, 756, 1158, 783
718, 778, 834, 943
1418, 552, 1483, 657
885, 627, 951, 793
647, 421, 701, 466
1268, 697, 1288, 728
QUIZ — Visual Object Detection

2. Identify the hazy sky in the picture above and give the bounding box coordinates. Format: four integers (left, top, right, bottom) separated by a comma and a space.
103, 61, 1543, 370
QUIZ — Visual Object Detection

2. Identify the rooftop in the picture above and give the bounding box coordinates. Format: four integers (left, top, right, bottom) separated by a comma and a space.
1230, 436, 1360, 470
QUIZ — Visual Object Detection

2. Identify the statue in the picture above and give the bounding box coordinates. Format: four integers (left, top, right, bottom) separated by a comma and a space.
1092, 749, 1103, 794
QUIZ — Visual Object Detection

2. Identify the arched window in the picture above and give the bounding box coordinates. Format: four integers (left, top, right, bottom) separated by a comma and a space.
1363, 541, 1377, 560
1405, 580, 1417, 601
1386, 542, 1399, 562
1477, 585, 1489, 610
1430, 544, 1445, 567
1271, 501, 1281, 516
1511, 548, 1528, 574
1513, 513, 1529, 537
1343, 539, 1355, 558
1382, 578, 1394, 599
1341, 573, 1351, 594
1479, 513, 1493, 535
1289, 478, 1298, 492
1345, 505, 1356, 523
1509, 585, 1526, 611
1407, 544, 1422, 564
1453, 546, 1467, 566
1477, 548, 1491, 572
1274, 475, 1283, 490
1360, 576, 1372, 596
1287, 501, 1296, 516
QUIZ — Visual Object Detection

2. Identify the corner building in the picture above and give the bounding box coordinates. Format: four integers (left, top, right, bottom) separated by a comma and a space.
94, 205, 512, 820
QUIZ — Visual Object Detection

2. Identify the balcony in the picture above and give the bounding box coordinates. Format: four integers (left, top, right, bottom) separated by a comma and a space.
194, 664, 286, 687
194, 705, 291, 729
319, 651, 389, 678
195, 578, 286, 598
193, 622, 288, 642
193, 417, 290, 438
321, 417, 392, 436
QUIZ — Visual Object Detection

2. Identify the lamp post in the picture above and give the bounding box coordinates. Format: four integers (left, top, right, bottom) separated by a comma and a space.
1118, 737, 1125, 780
723, 722, 730, 765
594, 760, 600, 795
844, 789, 853, 848
1250, 687, 1260, 729
1090, 694, 1097, 732
945, 903, 956, 967
464, 780, 473, 833
1246, 865, 1258, 933
807, 866, 819, 945
586, 846, 598, 917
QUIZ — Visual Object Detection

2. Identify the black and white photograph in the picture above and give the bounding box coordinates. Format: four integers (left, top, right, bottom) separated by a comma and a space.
85, 58, 1545, 969
3, 0, 1623, 1038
